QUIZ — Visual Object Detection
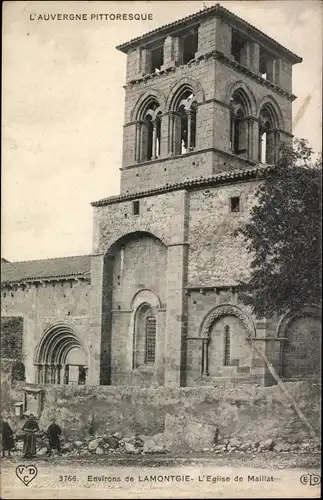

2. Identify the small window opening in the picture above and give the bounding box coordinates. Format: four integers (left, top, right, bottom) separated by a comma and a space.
133, 200, 140, 215
231, 30, 247, 64
150, 46, 163, 73
230, 196, 240, 213
223, 325, 231, 366
259, 48, 274, 82
182, 30, 198, 65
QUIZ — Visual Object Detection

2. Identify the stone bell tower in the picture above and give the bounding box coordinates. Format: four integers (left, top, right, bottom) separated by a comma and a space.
116, 3, 301, 195
91, 4, 302, 388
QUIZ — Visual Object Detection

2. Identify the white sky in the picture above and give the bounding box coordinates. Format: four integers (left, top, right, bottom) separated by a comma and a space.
2, 0, 322, 262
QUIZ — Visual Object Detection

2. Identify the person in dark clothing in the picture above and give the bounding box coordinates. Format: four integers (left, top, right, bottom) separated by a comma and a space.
0, 416, 15, 457
47, 418, 62, 455
22, 414, 39, 458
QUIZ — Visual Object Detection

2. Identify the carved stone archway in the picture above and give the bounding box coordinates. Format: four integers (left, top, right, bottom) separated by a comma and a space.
201, 304, 256, 338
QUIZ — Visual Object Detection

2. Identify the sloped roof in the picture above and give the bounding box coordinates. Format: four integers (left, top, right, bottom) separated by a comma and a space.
1, 255, 92, 284
92, 163, 275, 207
116, 3, 302, 64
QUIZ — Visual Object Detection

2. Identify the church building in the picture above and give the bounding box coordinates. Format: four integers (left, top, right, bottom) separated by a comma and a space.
1, 4, 321, 389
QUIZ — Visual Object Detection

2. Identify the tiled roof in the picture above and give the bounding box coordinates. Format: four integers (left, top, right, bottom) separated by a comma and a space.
1, 255, 92, 284
92, 164, 275, 207
116, 3, 302, 64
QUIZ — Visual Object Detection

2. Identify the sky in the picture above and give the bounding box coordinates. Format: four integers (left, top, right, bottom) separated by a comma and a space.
2, 0, 322, 262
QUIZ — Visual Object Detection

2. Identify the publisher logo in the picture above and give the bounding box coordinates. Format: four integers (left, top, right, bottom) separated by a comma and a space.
300, 473, 321, 486
16, 465, 38, 486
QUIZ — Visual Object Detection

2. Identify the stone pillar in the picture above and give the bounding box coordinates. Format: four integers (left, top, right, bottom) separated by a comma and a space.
250, 118, 259, 162
44, 364, 49, 384
140, 48, 151, 75
90, 254, 110, 385
152, 121, 157, 158
162, 35, 177, 69
201, 338, 210, 375
164, 243, 188, 387
135, 122, 142, 162
56, 364, 61, 385
249, 42, 260, 74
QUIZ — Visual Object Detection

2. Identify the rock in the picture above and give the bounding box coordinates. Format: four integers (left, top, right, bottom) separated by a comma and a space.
203, 448, 210, 452
88, 438, 101, 452
251, 441, 260, 449
124, 443, 136, 454
230, 438, 242, 448
96, 447, 104, 455
104, 436, 119, 449
74, 441, 83, 449
113, 432, 123, 439
214, 444, 224, 451
274, 443, 290, 452
143, 439, 157, 453
261, 439, 274, 451
38, 447, 48, 456
164, 414, 218, 451
240, 443, 251, 451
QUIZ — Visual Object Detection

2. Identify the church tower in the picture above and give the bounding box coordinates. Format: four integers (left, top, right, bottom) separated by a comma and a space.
90, 4, 303, 388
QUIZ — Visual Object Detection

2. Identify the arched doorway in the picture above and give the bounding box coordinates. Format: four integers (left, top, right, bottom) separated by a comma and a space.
281, 314, 321, 379
34, 323, 88, 385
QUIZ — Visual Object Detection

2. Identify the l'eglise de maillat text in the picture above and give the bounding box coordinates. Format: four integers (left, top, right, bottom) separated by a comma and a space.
87, 475, 275, 483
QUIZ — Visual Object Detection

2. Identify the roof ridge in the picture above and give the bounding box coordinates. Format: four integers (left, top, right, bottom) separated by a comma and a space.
2, 271, 90, 284
1, 254, 93, 265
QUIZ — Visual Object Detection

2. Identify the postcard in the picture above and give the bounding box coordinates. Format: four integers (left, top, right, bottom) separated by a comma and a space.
1, 1, 321, 498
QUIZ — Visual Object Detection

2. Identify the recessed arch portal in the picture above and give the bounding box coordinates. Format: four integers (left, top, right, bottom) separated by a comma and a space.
34, 322, 88, 385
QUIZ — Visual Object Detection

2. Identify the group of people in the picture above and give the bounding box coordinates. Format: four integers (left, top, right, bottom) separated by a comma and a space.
0, 414, 62, 459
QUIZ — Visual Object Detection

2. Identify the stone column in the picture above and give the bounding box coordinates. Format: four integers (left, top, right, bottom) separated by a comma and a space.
56, 364, 61, 385
249, 42, 260, 74
164, 242, 188, 387
186, 111, 192, 151
152, 120, 157, 158
250, 118, 260, 162
135, 122, 142, 162
201, 338, 210, 375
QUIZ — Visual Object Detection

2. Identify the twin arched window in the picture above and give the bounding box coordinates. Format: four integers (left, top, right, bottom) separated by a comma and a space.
135, 89, 197, 162
230, 90, 250, 156
258, 105, 279, 164
136, 99, 162, 162
230, 90, 280, 165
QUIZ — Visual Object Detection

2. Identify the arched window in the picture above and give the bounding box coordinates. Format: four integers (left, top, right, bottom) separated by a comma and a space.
223, 325, 231, 366
136, 99, 162, 162
170, 89, 197, 156
230, 90, 250, 156
133, 304, 157, 368
145, 315, 156, 363
258, 104, 280, 164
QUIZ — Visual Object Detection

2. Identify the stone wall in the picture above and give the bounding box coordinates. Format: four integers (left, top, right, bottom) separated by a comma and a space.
1, 280, 92, 384
6, 382, 320, 446
187, 180, 258, 285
